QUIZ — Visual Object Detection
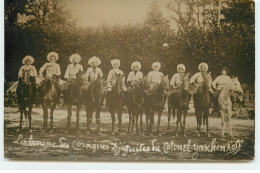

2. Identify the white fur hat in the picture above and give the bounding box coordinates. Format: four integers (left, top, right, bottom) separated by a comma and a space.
152, 62, 161, 69
111, 59, 120, 66
88, 56, 101, 66
22, 56, 34, 64
198, 62, 208, 72
177, 64, 185, 72
131, 61, 141, 70
69, 54, 81, 63
47, 52, 59, 61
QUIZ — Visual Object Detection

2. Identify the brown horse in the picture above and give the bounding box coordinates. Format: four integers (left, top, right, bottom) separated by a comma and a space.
193, 72, 212, 137
38, 75, 61, 133
127, 79, 146, 134
144, 76, 169, 136
106, 74, 125, 135
85, 77, 106, 134
168, 73, 191, 136
16, 70, 36, 132
64, 71, 89, 133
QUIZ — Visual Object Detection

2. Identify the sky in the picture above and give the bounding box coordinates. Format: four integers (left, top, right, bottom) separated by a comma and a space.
64, 0, 155, 26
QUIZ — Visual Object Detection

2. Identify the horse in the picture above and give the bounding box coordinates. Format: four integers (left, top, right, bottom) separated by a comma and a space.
144, 76, 169, 136
38, 75, 61, 133
106, 73, 125, 135
63, 71, 89, 133
193, 72, 212, 137
16, 70, 36, 132
85, 77, 106, 134
167, 73, 191, 136
218, 77, 243, 137
127, 79, 146, 134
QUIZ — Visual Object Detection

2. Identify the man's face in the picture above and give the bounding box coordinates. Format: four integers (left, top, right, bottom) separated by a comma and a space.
92, 62, 97, 67
178, 68, 184, 73
200, 66, 206, 72
73, 58, 79, 64
222, 70, 227, 75
153, 65, 159, 71
25, 60, 31, 65
50, 55, 56, 62
133, 66, 139, 71
113, 63, 119, 68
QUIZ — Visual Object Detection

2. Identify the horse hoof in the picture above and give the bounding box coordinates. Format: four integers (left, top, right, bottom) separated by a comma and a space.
197, 133, 201, 137
221, 134, 225, 137
76, 131, 81, 134
208, 133, 211, 138
111, 132, 116, 135
97, 132, 102, 135
175, 133, 178, 137
16, 129, 20, 133
29, 129, 33, 133
64, 130, 69, 134
42, 130, 46, 133
183, 133, 186, 137
158, 133, 161, 136
86, 131, 90, 135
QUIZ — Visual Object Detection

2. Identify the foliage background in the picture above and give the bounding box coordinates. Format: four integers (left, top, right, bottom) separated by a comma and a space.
4, 0, 255, 91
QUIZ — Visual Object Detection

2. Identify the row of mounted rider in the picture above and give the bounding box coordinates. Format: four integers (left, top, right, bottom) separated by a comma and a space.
16, 52, 243, 137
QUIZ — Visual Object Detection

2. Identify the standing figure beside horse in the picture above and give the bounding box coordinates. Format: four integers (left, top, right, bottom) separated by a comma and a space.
212, 67, 243, 137
16, 56, 37, 132
85, 56, 106, 134
145, 62, 169, 136
126, 61, 145, 134
63, 54, 87, 133
106, 59, 127, 135
168, 64, 191, 136
190, 63, 213, 137
38, 52, 61, 133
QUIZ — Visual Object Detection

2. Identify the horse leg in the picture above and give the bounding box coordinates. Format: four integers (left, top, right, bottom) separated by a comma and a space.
157, 109, 162, 135
206, 109, 211, 137
227, 109, 233, 137
175, 109, 182, 137
24, 108, 28, 128
118, 109, 123, 134
75, 105, 81, 133
50, 105, 55, 133
136, 111, 139, 134
110, 108, 116, 135
220, 110, 225, 137
66, 104, 72, 132
17, 107, 24, 132
145, 110, 150, 135
150, 110, 155, 136
42, 104, 48, 132
197, 110, 202, 137
28, 105, 33, 133
140, 110, 144, 134
127, 111, 132, 134
167, 105, 172, 131
96, 105, 102, 134
131, 111, 135, 134
183, 110, 187, 137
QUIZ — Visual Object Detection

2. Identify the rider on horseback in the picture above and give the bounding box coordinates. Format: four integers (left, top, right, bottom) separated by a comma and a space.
211, 67, 232, 112
127, 61, 143, 92
147, 62, 164, 89
16, 56, 37, 100
170, 64, 186, 92
38, 52, 61, 93
86, 56, 103, 82
106, 59, 127, 92
63, 54, 83, 90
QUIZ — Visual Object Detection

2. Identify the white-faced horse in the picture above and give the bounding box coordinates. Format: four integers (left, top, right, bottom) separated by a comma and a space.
218, 77, 243, 137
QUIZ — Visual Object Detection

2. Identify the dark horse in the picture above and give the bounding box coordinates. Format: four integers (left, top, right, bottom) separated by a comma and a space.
16, 70, 36, 132
167, 74, 191, 136
38, 75, 61, 133
193, 72, 212, 137
145, 76, 169, 136
106, 74, 125, 135
127, 79, 147, 134
64, 71, 89, 133
85, 77, 106, 134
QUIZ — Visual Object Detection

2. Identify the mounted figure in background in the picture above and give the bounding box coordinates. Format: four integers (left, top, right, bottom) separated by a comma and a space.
85, 56, 106, 134
38, 52, 62, 133
190, 62, 213, 137
145, 62, 169, 136
126, 61, 145, 134
106, 59, 127, 135
168, 64, 191, 136
63, 54, 88, 133
16, 56, 37, 132
212, 67, 243, 137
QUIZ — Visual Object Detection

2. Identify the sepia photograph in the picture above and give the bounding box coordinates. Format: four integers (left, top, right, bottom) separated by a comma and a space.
3, 0, 255, 161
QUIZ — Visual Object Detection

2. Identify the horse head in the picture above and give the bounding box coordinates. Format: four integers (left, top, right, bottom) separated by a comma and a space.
22, 70, 31, 85
161, 75, 170, 91
182, 73, 190, 91
113, 73, 124, 94
202, 72, 212, 91
230, 77, 243, 95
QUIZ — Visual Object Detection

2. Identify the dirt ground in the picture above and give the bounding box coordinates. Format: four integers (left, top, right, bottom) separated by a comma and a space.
4, 106, 255, 161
